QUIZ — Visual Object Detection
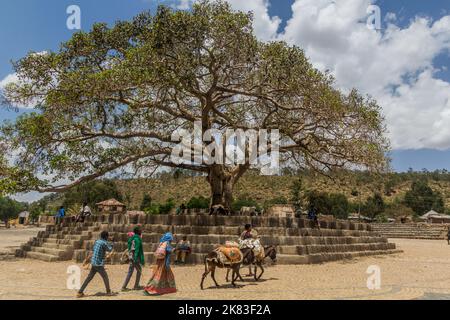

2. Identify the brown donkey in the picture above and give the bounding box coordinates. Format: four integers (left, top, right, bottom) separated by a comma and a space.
200, 249, 243, 290
226, 245, 277, 282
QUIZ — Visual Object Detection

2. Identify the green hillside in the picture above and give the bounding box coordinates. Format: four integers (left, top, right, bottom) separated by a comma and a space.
36, 170, 450, 219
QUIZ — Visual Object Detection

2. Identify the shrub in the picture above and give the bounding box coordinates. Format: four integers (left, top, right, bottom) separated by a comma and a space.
290, 178, 305, 213
187, 196, 210, 209
307, 191, 349, 219
140, 194, 152, 211
361, 193, 385, 220
404, 180, 445, 215
145, 204, 160, 215
159, 198, 175, 214
144, 198, 176, 215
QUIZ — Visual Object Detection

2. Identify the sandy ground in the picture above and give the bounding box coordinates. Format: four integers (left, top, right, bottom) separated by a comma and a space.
2, 228, 450, 300
0, 227, 45, 255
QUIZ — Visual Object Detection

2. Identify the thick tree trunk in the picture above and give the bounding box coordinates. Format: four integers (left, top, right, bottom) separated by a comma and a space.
207, 166, 234, 211
223, 178, 234, 211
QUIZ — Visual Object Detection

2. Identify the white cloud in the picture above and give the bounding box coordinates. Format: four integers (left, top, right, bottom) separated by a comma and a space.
0, 73, 35, 109
0, 73, 18, 90
225, 0, 281, 41
167, 0, 281, 41
175, 0, 192, 10
281, 0, 450, 150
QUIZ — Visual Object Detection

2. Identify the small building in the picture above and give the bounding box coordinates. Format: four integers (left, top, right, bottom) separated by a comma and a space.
419, 210, 450, 224
18, 211, 30, 225
96, 199, 126, 214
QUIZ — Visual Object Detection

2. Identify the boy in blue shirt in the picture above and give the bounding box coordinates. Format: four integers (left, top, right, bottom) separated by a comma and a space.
77, 231, 115, 298
55, 206, 65, 225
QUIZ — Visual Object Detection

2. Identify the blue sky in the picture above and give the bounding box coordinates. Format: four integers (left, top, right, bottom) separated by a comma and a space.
0, 0, 450, 172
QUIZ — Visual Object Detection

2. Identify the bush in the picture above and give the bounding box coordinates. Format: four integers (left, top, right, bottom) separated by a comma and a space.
0, 197, 25, 223
144, 198, 176, 215
159, 198, 175, 215
140, 194, 152, 211
186, 196, 210, 209
383, 203, 415, 219
404, 180, 445, 215
361, 193, 385, 220
307, 191, 349, 219
290, 179, 305, 213
145, 204, 160, 215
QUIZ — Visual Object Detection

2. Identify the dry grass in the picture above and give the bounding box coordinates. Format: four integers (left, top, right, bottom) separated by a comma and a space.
115, 175, 450, 210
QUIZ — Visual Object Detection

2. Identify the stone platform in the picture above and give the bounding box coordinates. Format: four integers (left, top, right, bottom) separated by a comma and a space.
16, 214, 400, 265
371, 223, 448, 240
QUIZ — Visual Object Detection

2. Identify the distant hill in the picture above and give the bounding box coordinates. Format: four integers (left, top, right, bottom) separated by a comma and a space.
36, 170, 450, 215
114, 175, 450, 211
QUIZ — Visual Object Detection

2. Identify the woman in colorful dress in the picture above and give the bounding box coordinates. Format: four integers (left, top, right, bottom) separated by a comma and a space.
144, 232, 177, 296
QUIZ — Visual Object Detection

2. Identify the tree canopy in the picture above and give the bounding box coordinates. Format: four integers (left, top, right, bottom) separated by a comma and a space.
62, 179, 122, 209
0, 197, 25, 223
307, 191, 349, 219
0, 0, 388, 209
403, 180, 445, 216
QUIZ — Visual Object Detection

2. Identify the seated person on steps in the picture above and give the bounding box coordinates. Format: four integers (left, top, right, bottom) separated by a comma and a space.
175, 236, 191, 264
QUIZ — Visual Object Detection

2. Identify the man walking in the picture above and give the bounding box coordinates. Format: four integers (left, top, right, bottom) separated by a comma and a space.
121, 226, 145, 291
77, 231, 115, 298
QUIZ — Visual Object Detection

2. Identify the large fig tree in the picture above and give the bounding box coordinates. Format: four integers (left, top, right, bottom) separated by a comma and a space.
0, 0, 388, 209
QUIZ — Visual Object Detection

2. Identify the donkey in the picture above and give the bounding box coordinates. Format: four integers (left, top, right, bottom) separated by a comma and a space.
200, 249, 243, 290
226, 245, 277, 282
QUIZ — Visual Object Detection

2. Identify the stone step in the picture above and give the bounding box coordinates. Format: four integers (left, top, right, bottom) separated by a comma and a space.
43, 238, 83, 247
25, 251, 60, 262
81, 235, 388, 252
372, 228, 444, 232
79, 215, 373, 231
103, 224, 377, 237
48, 234, 90, 241
384, 235, 444, 240
73, 248, 401, 265
79, 240, 394, 255
30, 246, 73, 260
84, 232, 387, 247
375, 231, 444, 235
41, 242, 74, 250
276, 249, 402, 265
276, 243, 396, 255
89, 229, 384, 243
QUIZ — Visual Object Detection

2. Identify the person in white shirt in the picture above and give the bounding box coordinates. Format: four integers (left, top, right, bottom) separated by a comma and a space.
76, 202, 92, 223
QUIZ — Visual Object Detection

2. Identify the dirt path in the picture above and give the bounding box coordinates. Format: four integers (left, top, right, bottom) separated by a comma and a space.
2, 238, 450, 300
0, 227, 45, 254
